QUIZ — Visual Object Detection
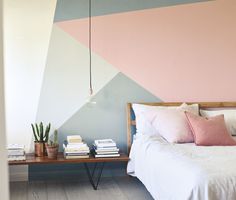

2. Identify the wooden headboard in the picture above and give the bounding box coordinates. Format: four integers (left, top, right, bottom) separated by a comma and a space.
126, 102, 236, 154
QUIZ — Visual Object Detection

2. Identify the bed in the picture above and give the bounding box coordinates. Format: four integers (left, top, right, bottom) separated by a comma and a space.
126, 102, 236, 200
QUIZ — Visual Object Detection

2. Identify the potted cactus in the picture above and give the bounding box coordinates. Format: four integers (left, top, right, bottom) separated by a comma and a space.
31, 122, 50, 157
45, 130, 59, 159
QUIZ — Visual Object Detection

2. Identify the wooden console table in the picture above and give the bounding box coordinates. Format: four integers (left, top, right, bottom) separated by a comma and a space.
9, 153, 129, 190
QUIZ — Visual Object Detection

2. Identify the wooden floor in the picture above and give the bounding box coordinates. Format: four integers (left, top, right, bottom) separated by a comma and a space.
10, 177, 154, 200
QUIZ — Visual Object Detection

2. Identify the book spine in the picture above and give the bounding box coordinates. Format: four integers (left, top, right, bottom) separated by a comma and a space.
64, 151, 90, 154
8, 150, 25, 156
8, 155, 26, 161
96, 151, 119, 155
65, 155, 89, 159
65, 153, 89, 156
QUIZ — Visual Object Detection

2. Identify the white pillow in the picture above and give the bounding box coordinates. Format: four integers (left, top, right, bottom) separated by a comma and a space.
132, 103, 199, 138
132, 104, 163, 136
178, 103, 199, 115
200, 109, 236, 136
149, 104, 199, 143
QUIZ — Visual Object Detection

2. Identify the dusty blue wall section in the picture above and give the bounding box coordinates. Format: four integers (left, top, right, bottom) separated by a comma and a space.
29, 73, 160, 180
54, 0, 210, 22
58, 73, 160, 152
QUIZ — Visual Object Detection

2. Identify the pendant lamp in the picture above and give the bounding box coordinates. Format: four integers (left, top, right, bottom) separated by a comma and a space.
87, 0, 96, 104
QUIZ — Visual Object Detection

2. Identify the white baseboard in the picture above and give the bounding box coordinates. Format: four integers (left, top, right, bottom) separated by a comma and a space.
9, 165, 28, 182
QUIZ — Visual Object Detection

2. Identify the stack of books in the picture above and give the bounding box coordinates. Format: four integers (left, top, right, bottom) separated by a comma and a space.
63, 135, 90, 159
93, 139, 120, 158
7, 144, 26, 161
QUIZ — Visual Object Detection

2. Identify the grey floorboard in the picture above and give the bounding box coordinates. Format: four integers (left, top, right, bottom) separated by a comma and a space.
114, 177, 154, 200
46, 181, 68, 200
64, 181, 91, 200
81, 178, 127, 200
10, 182, 28, 200
28, 181, 47, 200
10, 177, 153, 200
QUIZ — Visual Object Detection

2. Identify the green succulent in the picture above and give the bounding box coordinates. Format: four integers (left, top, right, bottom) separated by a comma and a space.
31, 122, 50, 143
48, 130, 59, 147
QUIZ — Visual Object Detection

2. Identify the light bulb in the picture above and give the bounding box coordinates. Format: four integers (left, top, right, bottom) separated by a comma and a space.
86, 88, 96, 105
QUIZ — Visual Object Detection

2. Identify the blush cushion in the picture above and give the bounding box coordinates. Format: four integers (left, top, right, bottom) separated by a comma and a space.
148, 103, 199, 143
132, 103, 198, 137
185, 112, 236, 146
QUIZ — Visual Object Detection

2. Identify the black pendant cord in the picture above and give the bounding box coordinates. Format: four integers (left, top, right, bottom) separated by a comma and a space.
89, 0, 93, 95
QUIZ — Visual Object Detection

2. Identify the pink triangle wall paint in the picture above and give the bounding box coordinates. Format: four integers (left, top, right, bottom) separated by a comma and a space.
57, 0, 236, 102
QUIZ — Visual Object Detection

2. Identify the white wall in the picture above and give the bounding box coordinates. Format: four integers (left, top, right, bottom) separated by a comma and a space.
4, 0, 57, 181
4, 0, 56, 150
0, 0, 9, 198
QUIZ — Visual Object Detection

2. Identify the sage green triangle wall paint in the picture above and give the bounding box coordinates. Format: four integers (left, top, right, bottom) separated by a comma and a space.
58, 72, 160, 152
36, 25, 118, 130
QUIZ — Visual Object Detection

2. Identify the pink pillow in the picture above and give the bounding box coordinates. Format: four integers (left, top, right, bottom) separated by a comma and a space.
185, 112, 236, 146
150, 108, 196, 143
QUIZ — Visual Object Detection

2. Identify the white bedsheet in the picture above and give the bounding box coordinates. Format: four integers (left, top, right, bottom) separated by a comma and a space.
127, 135, 236, 200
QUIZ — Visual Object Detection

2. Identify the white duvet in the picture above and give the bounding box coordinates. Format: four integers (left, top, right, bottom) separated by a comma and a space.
127, 135, 236, 200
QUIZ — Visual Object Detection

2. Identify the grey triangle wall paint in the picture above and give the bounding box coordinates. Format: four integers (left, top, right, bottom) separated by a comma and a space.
58, 72, 160, 152
29, 73, 159, 181
54, 0, 210, 22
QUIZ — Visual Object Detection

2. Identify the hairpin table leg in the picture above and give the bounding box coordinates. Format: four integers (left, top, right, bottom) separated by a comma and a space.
84, 162, 105, 190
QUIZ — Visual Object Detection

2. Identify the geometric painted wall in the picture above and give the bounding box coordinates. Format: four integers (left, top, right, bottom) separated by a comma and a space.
30, 0, 216, 180
36, 24, 119, 129
56, 0, 236, 102
6, 0, 236, 181
54, 0, 207, 22
36, 0, 236, 149
37, 0, 212, 141
29, 0, 236, 179
58, 73, 160, 152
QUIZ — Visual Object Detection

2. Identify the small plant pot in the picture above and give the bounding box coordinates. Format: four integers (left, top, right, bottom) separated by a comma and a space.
45, 144, 59, 159
34, 142, 46, 157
